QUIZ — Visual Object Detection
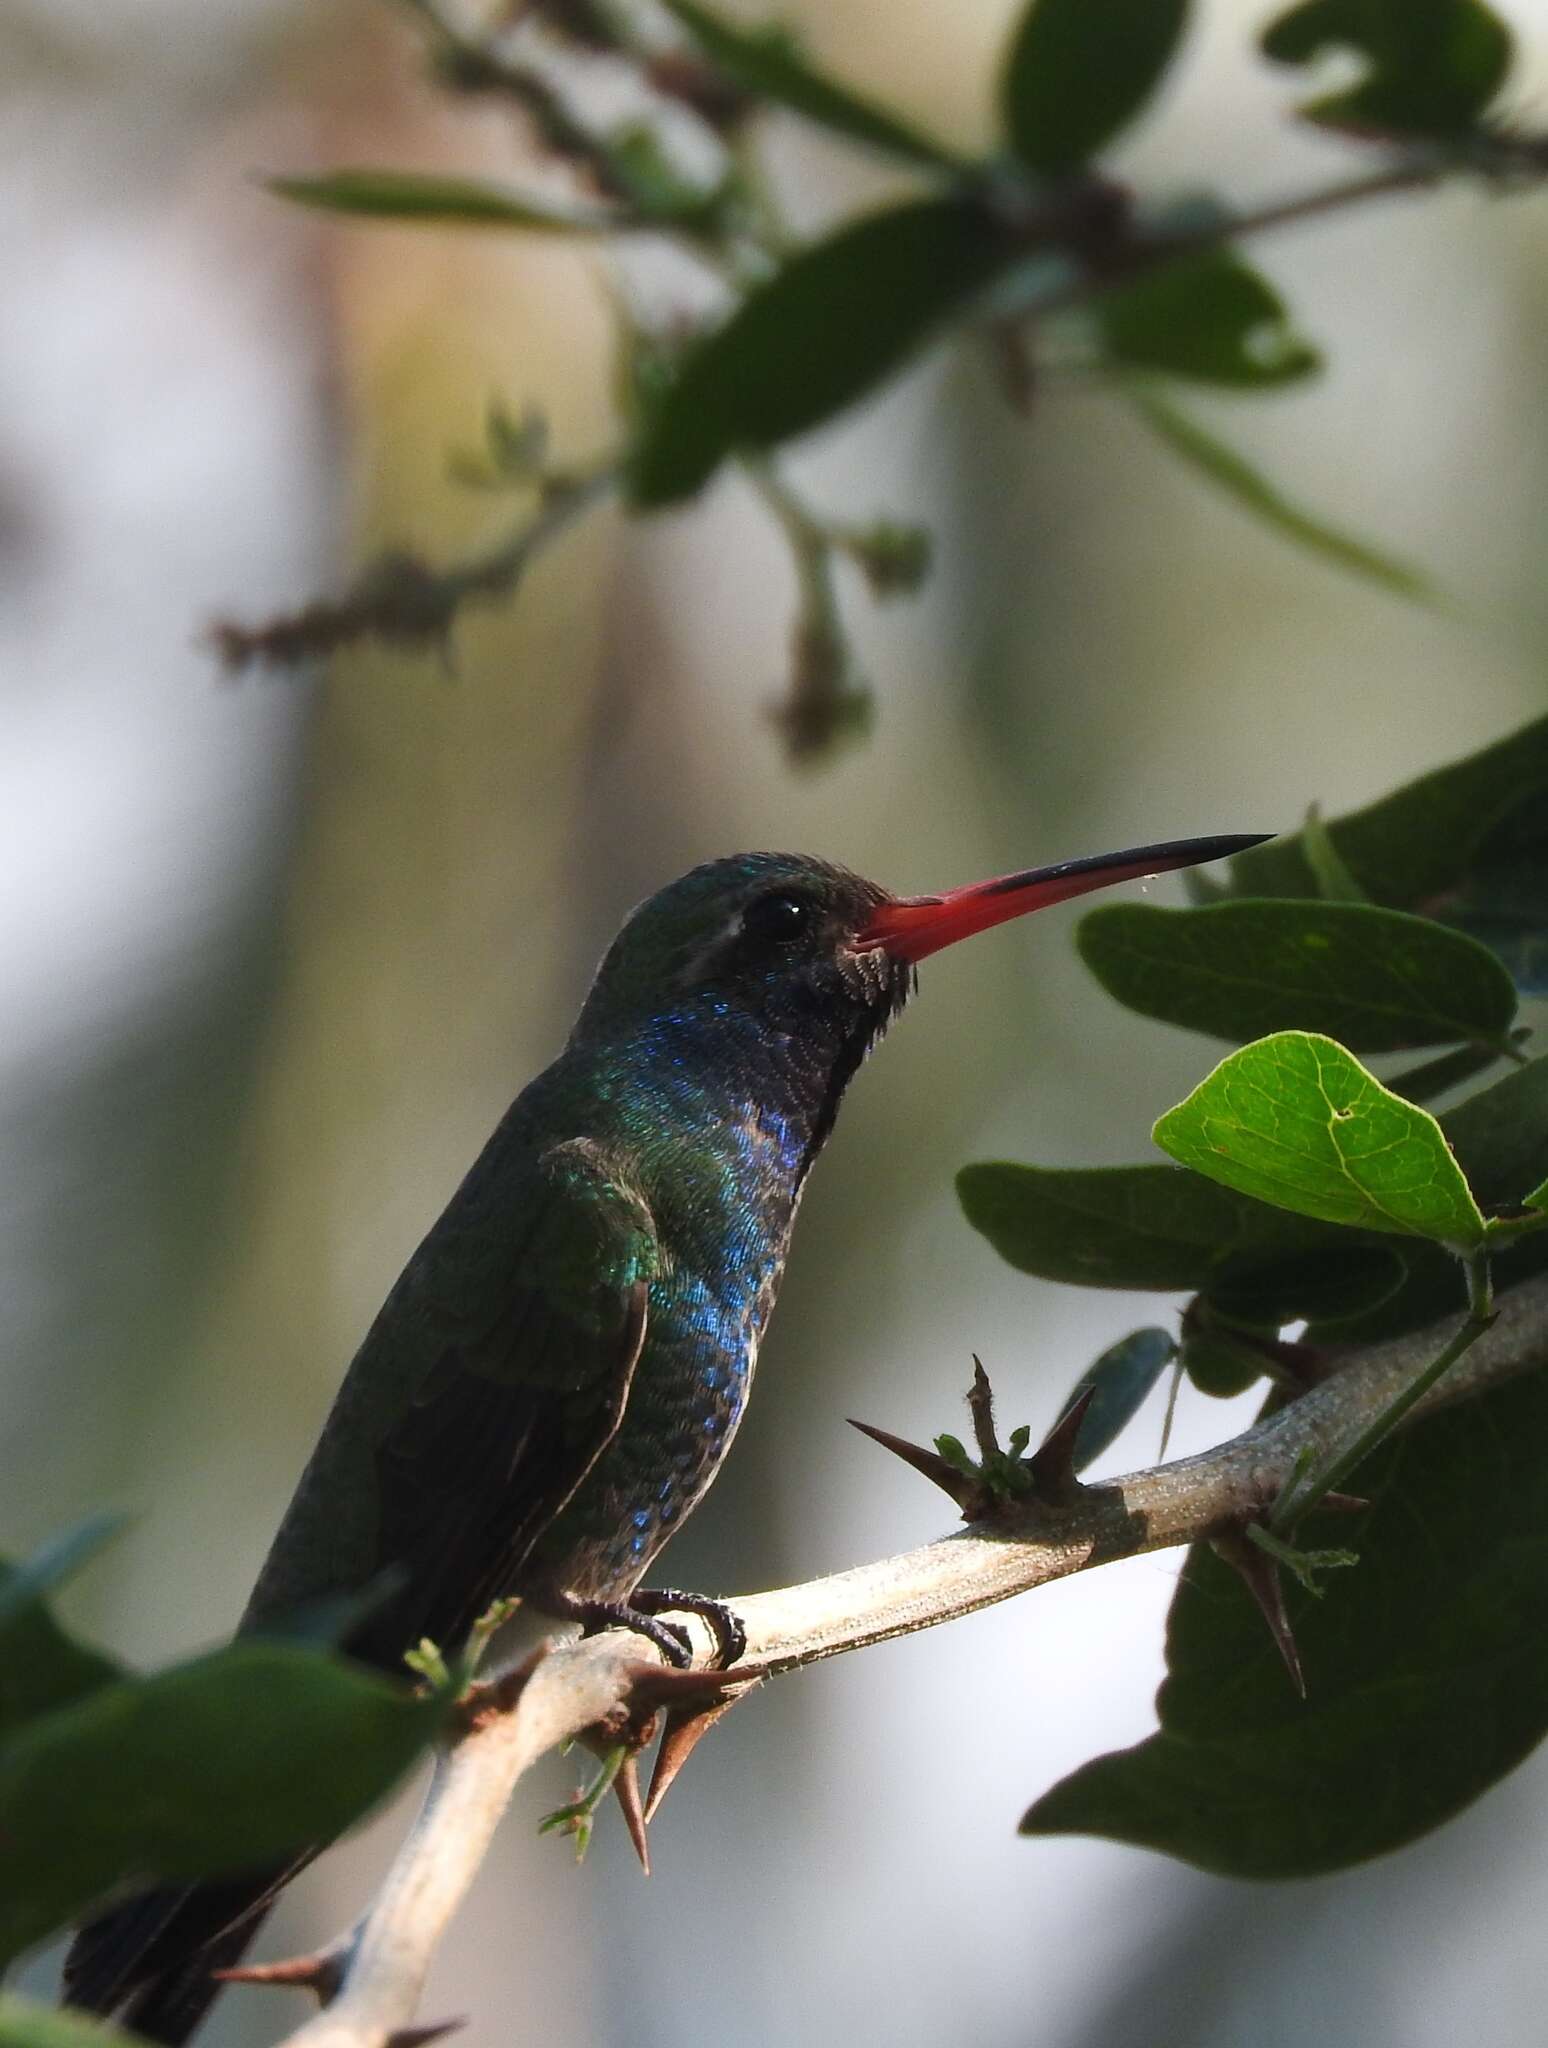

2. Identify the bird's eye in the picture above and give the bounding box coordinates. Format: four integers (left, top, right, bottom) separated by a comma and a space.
740, 891, 816, 944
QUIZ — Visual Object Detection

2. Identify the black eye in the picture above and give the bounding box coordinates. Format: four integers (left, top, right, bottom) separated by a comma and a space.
740, 891, 815, 944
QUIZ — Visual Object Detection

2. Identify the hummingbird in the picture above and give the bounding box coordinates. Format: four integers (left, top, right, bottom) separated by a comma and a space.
63, 832, 1264, 2042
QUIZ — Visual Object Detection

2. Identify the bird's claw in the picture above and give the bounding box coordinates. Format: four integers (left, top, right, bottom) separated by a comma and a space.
631, 1588, 747, 1669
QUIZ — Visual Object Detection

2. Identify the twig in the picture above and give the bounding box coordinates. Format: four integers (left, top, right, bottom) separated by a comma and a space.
213, 464, 619, 672
269, 1271, 1548, 2048
1270, 1247, 1496, 1531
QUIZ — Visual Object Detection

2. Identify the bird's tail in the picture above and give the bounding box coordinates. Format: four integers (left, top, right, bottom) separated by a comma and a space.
61, 1859, 307, 2045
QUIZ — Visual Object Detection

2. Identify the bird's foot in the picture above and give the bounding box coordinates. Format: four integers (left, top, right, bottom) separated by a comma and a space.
630, 1588, 747, 1670
565, 1597, 694, 1668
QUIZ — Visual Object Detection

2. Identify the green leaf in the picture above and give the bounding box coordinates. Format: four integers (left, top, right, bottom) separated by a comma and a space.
0, 1996, 147, 2048
0, 1514, 124, 1632
1153, 1032, 1488, 1246
0, 1642, 444, 1966
1076, 899, 1518, 1051
998, 0, 1189, 173
1444, 1053, 1548, 1214
1218, 713, 1548, 911
268, 170, 617, 233
1300, 803, 1370, 901
0, 1528, 123, 1742
1131, 389, 1427, 596
1061, 1329, 1176, 1470
1022, 1360, 1548, 1876
1204, 1242, 1407, 1325
657, 0, 961, 168
1262, 0, 1512, 136
629, 197, 1021, 505
957, 1160, 1338, 1292
1431, 786, 1548, 996
1309, 1056, 1548, 1341
1099, 251, 1319, 387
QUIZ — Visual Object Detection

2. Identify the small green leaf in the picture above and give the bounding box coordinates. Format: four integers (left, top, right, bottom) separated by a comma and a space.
957, 1160, 1337, 1293
1022, 1360, 1548, 1876
0, 1642, 444, 1966
268, 170, 617, 233
1099, 251, 1319, 387
1205, 1242, 1407, 1325
1154, 1032, 1488, 1245
1061, 1328, 1176, 1469
1076, 899, 1518, 1051
1131, 388, 1426, 596
1220, 713, 1548, 907
1301, 804, 1371, 901
0, 1514, 124, 1632
0, 1528, 123, 1742
0, 1996, 148, 2048
1524, 1177, 1548, 1214
998, 0, 1189, 172
1312, 1055, 1548, 1340
657, 0, 961, 168
1262, 0, 1512, 135
629, 197, 1021, 505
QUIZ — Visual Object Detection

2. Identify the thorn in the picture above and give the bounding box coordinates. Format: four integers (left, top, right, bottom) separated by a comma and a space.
644, 1692, 746, 1824
1316, 1490, 1370, 1515
1212, 1528, 1305, 1697
612, 1753, 651, 1875
625, 1658, 749, 1709
387, 2021, 467, 2048
213, 1943, 349, 2005
1028, 1385, 1095, 1505
848, 1417, 977, 1512
967, 1356, 999, 1462
1157, 1354, 1184, 1462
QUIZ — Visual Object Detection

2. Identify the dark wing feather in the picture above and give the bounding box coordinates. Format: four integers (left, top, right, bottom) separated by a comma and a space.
290, 1131, 659, 1673
62, 1135, 657, 2043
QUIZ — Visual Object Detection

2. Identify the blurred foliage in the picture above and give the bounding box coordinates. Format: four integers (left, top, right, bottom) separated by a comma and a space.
221, 0, 1538, 758
0, 1527, 446, 1971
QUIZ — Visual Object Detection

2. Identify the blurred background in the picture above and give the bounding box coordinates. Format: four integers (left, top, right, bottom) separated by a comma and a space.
6, 0, 1548, 2042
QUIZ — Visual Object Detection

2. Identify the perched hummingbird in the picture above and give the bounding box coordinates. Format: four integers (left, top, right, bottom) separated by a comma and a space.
64, 834, 1263, 2041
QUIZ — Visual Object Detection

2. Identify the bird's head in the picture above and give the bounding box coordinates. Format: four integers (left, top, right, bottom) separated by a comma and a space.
571, 835, 1268, 1055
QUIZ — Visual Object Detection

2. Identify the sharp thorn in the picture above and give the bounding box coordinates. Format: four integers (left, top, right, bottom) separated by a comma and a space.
643, 1693, 744, 1825
386, 2021, 467, 2048
1028, 1384, 1095, 1504
213, 1943, 350, 2006
848, 1416, 977, 1510
1316, 1490, 1371, 1515
613, 1753, 651, 1876
967, 1356, 999, 1462
626, 1658, 750, 1707
1213, 1528, 1306, 1697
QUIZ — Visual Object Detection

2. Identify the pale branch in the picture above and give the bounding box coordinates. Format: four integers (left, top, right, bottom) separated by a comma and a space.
271, 1271, 1548, 2048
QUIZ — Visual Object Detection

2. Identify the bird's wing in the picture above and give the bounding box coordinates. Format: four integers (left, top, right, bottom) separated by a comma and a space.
246, 1134, 659, 1673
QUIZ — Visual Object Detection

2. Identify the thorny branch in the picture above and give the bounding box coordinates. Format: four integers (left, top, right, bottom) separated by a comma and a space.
259, 1271, 1548, 2048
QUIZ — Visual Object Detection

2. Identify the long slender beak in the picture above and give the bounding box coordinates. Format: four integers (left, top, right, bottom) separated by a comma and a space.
854, 833, 1273, 965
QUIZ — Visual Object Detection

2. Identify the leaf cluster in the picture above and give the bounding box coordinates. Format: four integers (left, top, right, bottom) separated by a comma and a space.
224, 0, 1543, 755
957, 712, 1548, 1876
